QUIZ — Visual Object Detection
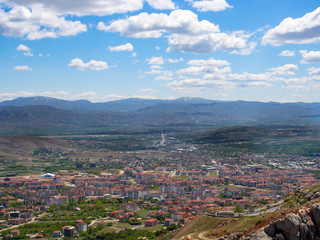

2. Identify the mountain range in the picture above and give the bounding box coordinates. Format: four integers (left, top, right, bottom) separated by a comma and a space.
1, 96, 320, 134
0, 96, 218, 112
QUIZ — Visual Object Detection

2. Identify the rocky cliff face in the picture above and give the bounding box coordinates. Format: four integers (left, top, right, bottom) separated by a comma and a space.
220, 202, 320, 240
248, 203, 320, 240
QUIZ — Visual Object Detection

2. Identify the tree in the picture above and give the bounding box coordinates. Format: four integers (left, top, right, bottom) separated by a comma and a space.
234, 205, 244, 213
167, 223, 177, 231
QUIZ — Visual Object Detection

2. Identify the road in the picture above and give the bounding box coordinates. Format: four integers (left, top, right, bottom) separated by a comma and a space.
159, 130, 166, 147
0, 213, 47, 232
168, 171, 176, 177
204, 200, 284, 218
247, 200, 284, 216
89, 218, 118, 227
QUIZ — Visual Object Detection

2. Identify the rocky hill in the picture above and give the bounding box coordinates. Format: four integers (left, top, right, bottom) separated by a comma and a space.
243, 202, 320, 239
174, 186, 320, 240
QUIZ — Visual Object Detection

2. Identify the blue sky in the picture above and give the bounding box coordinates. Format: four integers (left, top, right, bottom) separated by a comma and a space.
1, 0, 320, 102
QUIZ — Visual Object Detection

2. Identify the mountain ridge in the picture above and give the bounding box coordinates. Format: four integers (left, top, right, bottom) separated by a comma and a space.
1, 97, 320, 135
1, 96, 319, 112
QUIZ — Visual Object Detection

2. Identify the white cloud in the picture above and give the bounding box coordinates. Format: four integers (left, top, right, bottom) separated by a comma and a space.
132, 52, 137, 57
145, 0, 175, 10
0, 0, 176, 42
3, 0, 176, 40
131, 95, 157, 99
16, 44, 33, 56
230, 42, 257, 55
177, 66, 230, 75
282, 85, 310, 91
23, 52, 34, 57
268, 64, 298, 75
97, 10, 250, 54
98, 10, 219, 38
191, 0, 232, 12
283, 77, 307, 85
145, 69, 162, 74
16, 44, 30, 52
76, 92, 97, 98
68, 58, 109, 71
279, 50, 295, 57
187, 58, 230, 67
168, 57, 303, 93
145, 69, 173, 77
166, 31, 247, 54
0, 5, 87, 40
146, 56, 164, 65
155, 76, 173, 81
300, 50, 320, 64
169, 78, 212, 87
168, 58, 184, 63
140, 88, 155, 92
151, 65, 162, 69
39, 91, 70, 98
109, 43, 134, 52
5, 0, 144, 16
13, 65, 32, 70
262, 7, 320, 46
177, 58, 231, 76
307, 67, 320, 75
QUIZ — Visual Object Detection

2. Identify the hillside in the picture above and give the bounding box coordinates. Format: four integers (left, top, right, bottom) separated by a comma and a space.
193, 126, 320, 144
195, 126, 270, 143
0, 135, 72, 151
173, 185, 320, 240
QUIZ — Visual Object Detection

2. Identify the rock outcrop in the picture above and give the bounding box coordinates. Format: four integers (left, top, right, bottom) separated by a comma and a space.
221, 202, 320, 240
250, 203, 320, 240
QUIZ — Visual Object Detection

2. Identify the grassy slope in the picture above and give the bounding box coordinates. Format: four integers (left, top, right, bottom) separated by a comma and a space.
172, 184, 320, 240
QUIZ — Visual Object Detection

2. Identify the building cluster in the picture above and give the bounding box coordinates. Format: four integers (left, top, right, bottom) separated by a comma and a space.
1, 150, 319, 236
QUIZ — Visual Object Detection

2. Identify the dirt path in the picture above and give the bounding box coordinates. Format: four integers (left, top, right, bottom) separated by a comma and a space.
173, 217, 201, 239
89, 218, 118, 226
199, 231, 212, 240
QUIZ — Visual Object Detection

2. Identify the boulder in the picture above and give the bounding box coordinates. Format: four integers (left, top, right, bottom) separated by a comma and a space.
281, 213, 301, 240
264, 221, 276, 237
245, 230, 272, 240
275, 234, 285, 240
311, 203, 320, 234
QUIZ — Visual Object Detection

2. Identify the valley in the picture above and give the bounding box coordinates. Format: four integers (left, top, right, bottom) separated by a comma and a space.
0, 97, 320, 239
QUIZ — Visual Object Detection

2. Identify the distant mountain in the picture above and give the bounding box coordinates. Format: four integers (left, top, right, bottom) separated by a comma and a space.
0, 96, 217, 112
0, 105, 132, 133
93, 98, 165, 112
170, 97, 217, 104
1, 97, 320, 134
0, 96, 93, 111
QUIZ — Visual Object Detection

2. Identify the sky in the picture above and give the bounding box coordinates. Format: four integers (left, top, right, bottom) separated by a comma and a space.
1, 0, 320, 103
